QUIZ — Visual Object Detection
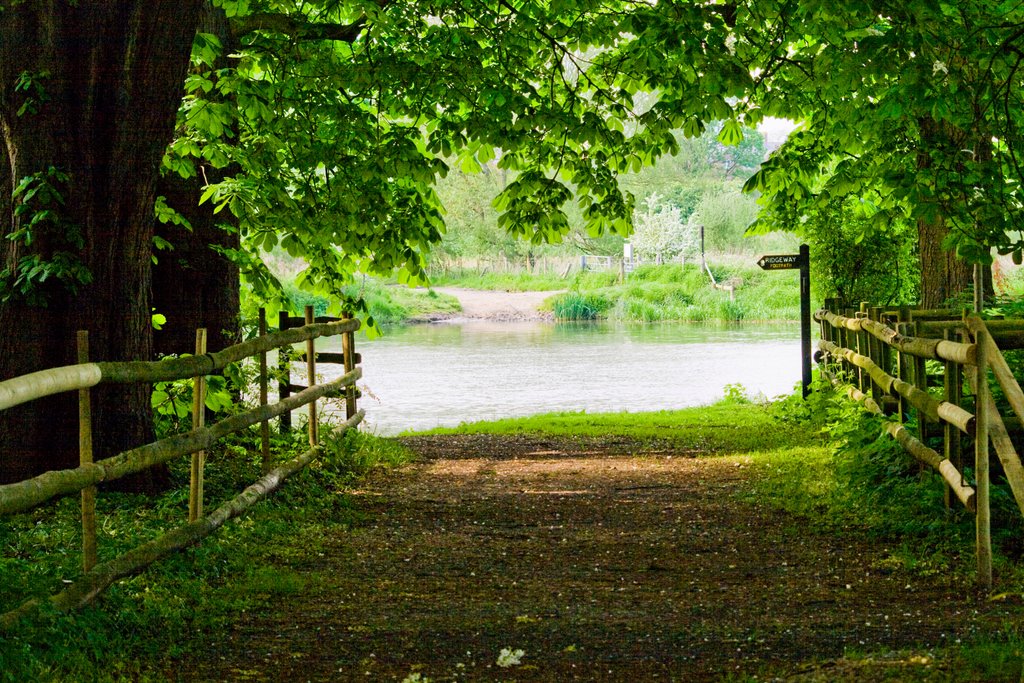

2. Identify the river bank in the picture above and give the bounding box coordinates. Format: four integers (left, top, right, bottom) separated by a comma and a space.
285, 262, 805, 327
412, 286, 562, 322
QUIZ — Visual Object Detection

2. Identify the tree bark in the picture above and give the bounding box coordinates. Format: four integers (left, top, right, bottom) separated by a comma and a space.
0, 1, 201, 488
153, 4, 240, 358
916, 212, 973, 308
153, 171, 241, 357
916, 116, 988, 308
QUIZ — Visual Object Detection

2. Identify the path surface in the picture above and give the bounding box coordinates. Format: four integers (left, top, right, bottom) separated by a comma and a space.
188, 434, 1020, 682
432, 287, 562, 321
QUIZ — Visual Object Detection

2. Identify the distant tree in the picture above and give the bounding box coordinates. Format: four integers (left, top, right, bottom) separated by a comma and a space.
631, 194, 699, 264
707, 123, 766, 179
691, 189, 760, 254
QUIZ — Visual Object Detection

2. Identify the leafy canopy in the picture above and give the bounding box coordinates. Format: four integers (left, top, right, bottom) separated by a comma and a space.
741, 1, 1024, 265
163, 0, 1024, 317
163, 0, 760, 313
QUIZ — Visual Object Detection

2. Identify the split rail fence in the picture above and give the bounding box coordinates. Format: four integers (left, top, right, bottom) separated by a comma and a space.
0, 306, 362, 627
815, 300, 1024, 588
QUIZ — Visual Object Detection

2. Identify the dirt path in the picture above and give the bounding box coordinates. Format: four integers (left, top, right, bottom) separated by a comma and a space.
432, 287, 562, 321
190, 435, 1020, 682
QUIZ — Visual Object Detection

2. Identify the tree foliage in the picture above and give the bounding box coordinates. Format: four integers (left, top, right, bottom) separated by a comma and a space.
741, 1, 1024, 277
799, 198, 919, 306
161, 0, 766, 311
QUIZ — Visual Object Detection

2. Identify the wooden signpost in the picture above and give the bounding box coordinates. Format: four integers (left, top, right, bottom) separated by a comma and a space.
757, 244, 812, 398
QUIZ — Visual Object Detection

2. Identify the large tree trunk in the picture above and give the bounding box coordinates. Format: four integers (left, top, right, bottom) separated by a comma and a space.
0, 2, 201, 487
154, 5, 241, 358
916, 214, 973, 308
916, 116, 977, 308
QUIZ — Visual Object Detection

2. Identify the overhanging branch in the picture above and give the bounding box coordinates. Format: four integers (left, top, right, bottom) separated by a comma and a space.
231, 12, 365, 42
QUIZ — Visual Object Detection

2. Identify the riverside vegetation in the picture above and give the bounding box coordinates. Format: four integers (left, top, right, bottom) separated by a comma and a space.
277, 260, 803, 327
2, 384, 1022, 680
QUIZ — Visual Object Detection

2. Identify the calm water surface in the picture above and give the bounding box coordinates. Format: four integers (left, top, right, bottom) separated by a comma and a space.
319, 321, 802, 435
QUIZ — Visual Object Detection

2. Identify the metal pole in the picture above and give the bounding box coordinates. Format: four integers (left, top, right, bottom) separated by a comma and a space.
800, 244, 812, 398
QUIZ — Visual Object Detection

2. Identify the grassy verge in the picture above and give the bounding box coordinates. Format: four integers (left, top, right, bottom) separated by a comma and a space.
428, 262, 803, 322
427, 269, 583, 291
416, 395, 816, 454
282, 261, 803, 325
0, 427, 412, 682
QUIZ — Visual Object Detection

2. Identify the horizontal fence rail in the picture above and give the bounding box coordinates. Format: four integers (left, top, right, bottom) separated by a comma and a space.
815, 300, 1024, 589
0, 318, 359, 412
0, 410, 363, 630
0, 307, 363, 626
0, 368, 360, 516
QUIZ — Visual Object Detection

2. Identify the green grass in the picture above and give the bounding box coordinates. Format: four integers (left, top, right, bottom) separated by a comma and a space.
284, 262, 804, 325
428, 269, 575, 291
545, 263, 803, 323
416, 395, 820, 454
550, 291, 612, 320
0, 427, 412, 682
284, 279, 461, 325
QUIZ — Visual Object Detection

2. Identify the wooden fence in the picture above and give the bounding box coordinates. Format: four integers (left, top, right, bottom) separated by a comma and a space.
815, 300, 1024, 588
0, 306, 361, 627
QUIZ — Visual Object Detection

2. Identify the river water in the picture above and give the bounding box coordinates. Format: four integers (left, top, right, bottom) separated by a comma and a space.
317, 321, 802, 435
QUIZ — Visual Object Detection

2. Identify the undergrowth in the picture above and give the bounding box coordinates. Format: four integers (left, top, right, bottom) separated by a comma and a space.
0, 425, 411, 682
755, 381, 1024, 584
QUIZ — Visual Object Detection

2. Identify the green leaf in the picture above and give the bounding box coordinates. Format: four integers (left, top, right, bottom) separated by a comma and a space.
717, 118, 744, 146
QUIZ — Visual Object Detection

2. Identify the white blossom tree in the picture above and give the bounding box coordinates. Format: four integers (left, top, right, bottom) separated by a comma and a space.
631, 193, 699, 264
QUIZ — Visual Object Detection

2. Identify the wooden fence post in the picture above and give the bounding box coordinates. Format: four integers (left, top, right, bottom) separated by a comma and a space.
896, 317, 911, 423
942, 327, 958, 509
975, 324, 993, 590
911, 318, 930, 444
868, 306, 884, 404
819, 298, 834, 380
342, 313, 357, 420
189, 328, 207, 523
838, 307, 850, 380
258, 309, 271, 474
305, 306, 318, 447
278, 310, 292, 434
855, 308, 868, 393
77, 331, 97, 572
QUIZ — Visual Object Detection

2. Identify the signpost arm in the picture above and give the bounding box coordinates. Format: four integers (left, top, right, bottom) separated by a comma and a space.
799, 244, 812, 398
